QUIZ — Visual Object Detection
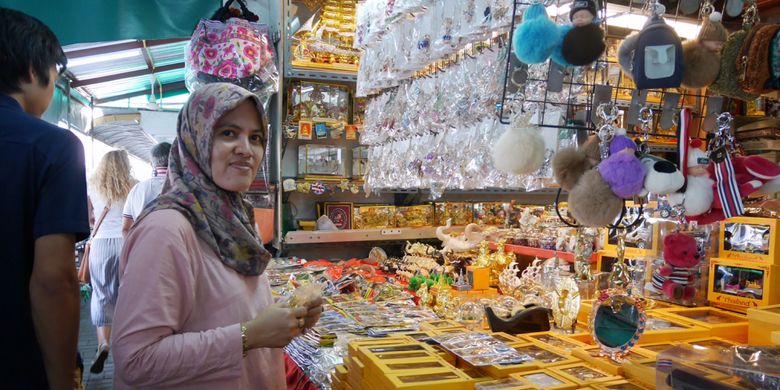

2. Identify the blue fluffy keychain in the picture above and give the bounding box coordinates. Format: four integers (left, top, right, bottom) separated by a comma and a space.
512, 2, 560, 64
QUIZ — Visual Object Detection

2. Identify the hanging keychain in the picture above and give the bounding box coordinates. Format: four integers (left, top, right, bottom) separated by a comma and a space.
710, 113, 745, 219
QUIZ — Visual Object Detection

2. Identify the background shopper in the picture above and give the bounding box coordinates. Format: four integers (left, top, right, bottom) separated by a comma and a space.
86, 149, 135, 373
122, 141, 171, 237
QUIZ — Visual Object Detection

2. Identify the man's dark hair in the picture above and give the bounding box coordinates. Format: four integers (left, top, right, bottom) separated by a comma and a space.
0, 8, 67, 94
150, 142, 171, 169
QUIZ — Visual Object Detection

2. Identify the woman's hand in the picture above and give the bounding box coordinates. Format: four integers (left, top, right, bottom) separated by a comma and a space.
244, 302, 307, 349
302, 296, 324, 329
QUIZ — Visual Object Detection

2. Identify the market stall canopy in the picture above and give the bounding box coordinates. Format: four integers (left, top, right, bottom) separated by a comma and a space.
2, 0, 221, 45
63, 39, 189, 104
87, 110, 157, 162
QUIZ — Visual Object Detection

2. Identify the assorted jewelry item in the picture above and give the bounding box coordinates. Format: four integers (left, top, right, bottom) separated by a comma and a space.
589, 229, 648, 362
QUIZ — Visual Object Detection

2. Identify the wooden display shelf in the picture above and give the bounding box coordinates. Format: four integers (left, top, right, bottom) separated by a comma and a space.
285, 226, 463, 244
488, 242, 597, 263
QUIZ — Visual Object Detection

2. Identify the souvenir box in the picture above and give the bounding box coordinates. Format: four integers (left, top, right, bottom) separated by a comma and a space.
473, 202, 509, 226
475, 377, 536, 389
366, 356, 453, 377
657, 307, 748, 343
435, 202, 473, 226
549, 323, 593, 345
719, 216, 779, 265
638, 314, 709, 343
708, 257, 780, 313
634, 341, 677, 359
377, 369, 475, 390
349, 338, 416, 360
571, 346, 655, 376
746, 304, 780, 345
621, 360, 659, 389
591, 380, 652, 390
419, 319, 463, 331
653, 346, 736, 390
602, 215, 659, 258
474, 342, 580, 379
548, 363, 623, 386
395, 205, 435, 228
352, 146, 368, 178
289, 81, 350, 123
509, 369, 578, 390
353, 205, 396, 229
520, 331, 590, 354
772, 330, 780, 345
298, 144, 346, 177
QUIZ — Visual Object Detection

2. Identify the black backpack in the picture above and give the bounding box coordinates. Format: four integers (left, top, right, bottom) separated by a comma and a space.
632, 14, 683, 90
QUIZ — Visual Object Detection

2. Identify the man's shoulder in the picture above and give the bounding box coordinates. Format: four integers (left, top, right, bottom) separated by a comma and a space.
1, 112, 82, 154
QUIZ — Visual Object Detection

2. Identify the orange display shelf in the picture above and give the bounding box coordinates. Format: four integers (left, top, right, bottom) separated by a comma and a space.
488, 242, 597, 264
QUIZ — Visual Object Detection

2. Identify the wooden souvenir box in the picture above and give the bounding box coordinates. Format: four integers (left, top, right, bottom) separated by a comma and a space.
657, 307, 748, 343
510, 369, 578, 390
719, 216, 779, 265
571, 346, 655, 376
602, 214, 659, 258
746, 304, 780, 345
637, 314, 709, 343
548, 363, 623, 386
708, 257, 780, 313
297, 144, 346, 177
520, 331, 590, 354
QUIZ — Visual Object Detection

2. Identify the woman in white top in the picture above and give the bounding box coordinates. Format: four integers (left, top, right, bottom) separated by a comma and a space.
86, 150, 136, 374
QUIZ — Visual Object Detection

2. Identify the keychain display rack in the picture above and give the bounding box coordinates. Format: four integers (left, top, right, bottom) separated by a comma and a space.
498, 0, 749, 141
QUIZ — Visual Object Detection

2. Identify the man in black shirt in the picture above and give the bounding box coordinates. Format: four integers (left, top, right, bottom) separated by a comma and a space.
0, 7, 89, 389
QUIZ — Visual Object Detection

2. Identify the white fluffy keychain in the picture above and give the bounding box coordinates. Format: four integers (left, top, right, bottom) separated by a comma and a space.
492, 113, 546, 175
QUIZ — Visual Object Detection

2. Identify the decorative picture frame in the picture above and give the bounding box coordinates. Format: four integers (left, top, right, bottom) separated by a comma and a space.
324, 202, 353, 230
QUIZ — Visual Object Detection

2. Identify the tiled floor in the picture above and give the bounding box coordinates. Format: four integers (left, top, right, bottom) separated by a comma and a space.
78, 301, 114, 390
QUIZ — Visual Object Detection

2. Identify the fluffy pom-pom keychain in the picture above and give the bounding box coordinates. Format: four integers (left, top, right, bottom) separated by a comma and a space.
557, 0, 606, 66
681, 12, 727, 88
492, 116, 546, 175
512, 2, 560, 64
617, 32, 640, 78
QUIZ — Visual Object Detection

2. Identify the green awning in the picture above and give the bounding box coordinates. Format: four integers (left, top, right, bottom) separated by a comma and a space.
2, 0, 222, 45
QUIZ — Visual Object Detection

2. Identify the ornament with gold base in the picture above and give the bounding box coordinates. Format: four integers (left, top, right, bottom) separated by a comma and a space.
589, 229, 648, 362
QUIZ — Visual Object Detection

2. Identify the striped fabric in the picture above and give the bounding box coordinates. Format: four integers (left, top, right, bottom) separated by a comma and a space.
651, 268, 694, 290
713, 155, 745, 219
89, 237, 123, 326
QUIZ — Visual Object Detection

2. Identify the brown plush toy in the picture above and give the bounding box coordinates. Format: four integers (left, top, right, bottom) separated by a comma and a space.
553, 135, 623, 227
553, 135, 600, 191
681, 12, 727, 88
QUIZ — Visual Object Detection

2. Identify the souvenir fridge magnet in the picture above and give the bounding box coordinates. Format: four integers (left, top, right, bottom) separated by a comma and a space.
554, 0, 606, 67
512, 2, 560, 64
681, 9, 728, 88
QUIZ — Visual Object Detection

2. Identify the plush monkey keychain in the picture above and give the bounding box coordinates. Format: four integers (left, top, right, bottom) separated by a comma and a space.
681, 4, 728, 88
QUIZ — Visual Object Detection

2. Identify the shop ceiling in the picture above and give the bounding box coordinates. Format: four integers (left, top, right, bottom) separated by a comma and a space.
62, 38, 189, 105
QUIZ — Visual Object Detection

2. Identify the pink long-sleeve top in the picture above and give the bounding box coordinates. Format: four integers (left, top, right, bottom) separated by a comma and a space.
111, 209, 285, 389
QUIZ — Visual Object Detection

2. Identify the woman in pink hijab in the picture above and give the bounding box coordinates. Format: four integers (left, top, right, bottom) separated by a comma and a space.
112, 83, 323, 389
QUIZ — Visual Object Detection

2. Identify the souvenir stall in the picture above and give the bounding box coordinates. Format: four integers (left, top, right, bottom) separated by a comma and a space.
270, 0, 780, 389
34, 0, 780, 387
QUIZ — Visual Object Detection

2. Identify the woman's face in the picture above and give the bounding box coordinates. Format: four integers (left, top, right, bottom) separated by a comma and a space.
210, 100, 266, 192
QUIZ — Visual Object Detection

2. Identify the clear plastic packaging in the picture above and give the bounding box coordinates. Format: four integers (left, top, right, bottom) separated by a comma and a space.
657, 344, 780, 390
185, 18, 278, 107
433, 331, 533, 366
